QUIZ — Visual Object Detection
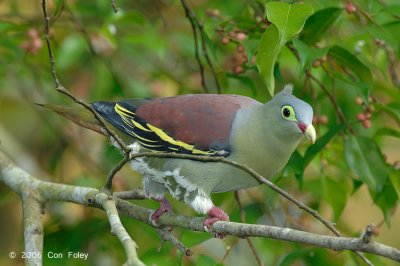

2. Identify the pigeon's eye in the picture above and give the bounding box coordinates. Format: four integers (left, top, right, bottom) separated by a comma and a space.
283, 108, 290, 117
281, 105, 297, 121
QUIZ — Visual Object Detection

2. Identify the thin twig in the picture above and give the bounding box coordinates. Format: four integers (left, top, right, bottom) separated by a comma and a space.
180, 0, 221, 94
64, 3, 96, 55
221, 244, 236, 263
382, 44, 400, 88
111, 0, 118, 13
156, 228, 192, 256
41, 0, 61, 88
41, 0, 130, 155
180, 0, 208, 93
234, 191, 264, 266
306, 72, 355, 134
104, 156, 130, 190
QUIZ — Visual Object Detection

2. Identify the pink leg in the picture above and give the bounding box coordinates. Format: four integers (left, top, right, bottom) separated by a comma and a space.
203, 206, 229, 239
150, 197, 173, 224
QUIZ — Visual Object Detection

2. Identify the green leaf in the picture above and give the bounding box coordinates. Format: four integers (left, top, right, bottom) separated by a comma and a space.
56, 35, 87, 70
226, 73, 257, 96
375, 128, 400, 139
278, 248, 312, 266
383, 4, 400, 17
344, 136, 388, 196
322, 177, 347, 220
300, 7, 342, 45
292, 39, 329, 76
306, 177, 348, 221
303, 124, 345, 167
53, 0, 64, 16
242, 38, 259, 65
389, 168, 400, 198
366, 25, 398, 52
375, 179, 398, 225
328, 45, 373, 85
256, 2, 313, 96
266, 2, 314, 44
181, 231, 210, 247
197, 255, 218, 266
278, 248, 331, 266
256, 24, 280, 96
281, 150, 304, 187
379, 102, 400, 124
383, 21, 400, 50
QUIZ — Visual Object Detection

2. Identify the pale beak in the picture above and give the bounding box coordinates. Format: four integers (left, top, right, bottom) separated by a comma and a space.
304, 124, 316, 144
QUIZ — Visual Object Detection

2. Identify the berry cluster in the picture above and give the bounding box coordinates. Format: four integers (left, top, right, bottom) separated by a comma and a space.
355, 97, 375, 128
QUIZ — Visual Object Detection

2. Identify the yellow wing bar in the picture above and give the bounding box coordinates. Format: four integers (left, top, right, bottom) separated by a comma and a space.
114, 103, 219, 156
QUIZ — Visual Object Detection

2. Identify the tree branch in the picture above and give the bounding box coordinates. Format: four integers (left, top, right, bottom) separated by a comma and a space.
156, 228, 192, 256
1, 151, 399, 263
96, 192, 145, 266
22, 194, 44, 266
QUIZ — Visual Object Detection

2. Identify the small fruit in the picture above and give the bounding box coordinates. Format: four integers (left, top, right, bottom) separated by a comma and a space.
366, 105, 375, 113
236, 32, 246, 41
232, 65, 244, 74
356, 113, 366, 121
318, 115, 329, 125
355, 97, 363, 105
345, 3, 356, 14
221, 37, 229, 45
363, 119, 371, 128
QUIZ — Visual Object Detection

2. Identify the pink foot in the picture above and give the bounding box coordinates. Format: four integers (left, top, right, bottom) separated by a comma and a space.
150, 197, 173, 226
203, 206, 229, 239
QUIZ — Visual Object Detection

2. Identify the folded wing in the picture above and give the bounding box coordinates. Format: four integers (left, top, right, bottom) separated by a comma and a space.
92, 94, 258, 156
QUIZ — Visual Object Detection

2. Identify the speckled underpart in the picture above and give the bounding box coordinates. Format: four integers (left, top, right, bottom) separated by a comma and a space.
128, 143, 214, 214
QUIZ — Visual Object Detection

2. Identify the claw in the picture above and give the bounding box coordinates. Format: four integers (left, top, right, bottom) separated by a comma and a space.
203, 206, 229, 239
149, 197, 173, 229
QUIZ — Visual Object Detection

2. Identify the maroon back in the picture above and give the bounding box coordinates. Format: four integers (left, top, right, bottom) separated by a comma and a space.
135, 94, 259, 150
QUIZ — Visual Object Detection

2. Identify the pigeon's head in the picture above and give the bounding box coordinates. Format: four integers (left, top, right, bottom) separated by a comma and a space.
269, 84, 316, 143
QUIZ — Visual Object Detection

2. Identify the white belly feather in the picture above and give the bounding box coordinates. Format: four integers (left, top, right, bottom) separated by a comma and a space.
127, 142, 213, 214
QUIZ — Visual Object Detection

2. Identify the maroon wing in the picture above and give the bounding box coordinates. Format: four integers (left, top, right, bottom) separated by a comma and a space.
132, 94, 258, 153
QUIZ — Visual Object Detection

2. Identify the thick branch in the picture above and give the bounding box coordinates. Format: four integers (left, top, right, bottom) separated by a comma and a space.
22, 195, 44, 266
1, 151, 399, 262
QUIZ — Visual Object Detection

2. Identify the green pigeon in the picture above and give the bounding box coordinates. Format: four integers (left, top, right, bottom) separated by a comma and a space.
42, 84, 315, 238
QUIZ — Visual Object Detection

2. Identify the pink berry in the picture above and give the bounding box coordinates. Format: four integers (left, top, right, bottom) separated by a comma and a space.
345, 3, 356, 14
356, 113, 366, 121
236, 32, 246, 41
233, 65, 244, 74
363, 119, 371, 128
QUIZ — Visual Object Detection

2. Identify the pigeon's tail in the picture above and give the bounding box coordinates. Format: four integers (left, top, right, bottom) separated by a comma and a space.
36, 103, 106, 135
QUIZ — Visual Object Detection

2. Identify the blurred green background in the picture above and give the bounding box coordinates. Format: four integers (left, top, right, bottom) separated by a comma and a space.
0, 0, 399, 265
